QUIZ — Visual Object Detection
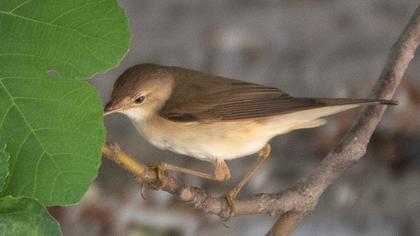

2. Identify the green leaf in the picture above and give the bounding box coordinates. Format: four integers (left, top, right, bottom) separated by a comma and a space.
0, 0, 130, 80
0, 196, 61, 236
0, 0, 130, 205
0, 78, 105, 205
0, 141, 10, 192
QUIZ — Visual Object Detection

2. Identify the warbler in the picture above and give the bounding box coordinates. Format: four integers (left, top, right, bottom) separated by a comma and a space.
104, 63, 396, 215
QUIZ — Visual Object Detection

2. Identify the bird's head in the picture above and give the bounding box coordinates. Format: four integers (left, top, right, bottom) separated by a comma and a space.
104, 64, 174, 121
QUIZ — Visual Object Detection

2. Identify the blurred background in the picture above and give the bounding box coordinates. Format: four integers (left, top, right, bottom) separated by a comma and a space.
51, 0, 420, 235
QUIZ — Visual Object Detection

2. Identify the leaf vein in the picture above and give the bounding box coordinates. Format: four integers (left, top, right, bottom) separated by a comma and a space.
0, 105, 14, 129
32, 151, 45, 196
75, 16, 122, 30
49, 0, 109, 24
0, 10, 125, 50
9, 0, 33, 13
0, 80, 77, 200
0, 53, 82, 75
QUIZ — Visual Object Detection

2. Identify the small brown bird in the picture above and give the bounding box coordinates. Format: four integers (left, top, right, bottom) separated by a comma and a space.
104, 63, 396, 215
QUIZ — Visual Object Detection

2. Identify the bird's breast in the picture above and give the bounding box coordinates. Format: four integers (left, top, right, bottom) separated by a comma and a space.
130, 116, 273, 162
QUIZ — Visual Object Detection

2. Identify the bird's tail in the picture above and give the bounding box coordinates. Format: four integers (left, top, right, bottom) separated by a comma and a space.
288, 97, 398, 121
297, 97, 398, 107
267, 97, 397, 134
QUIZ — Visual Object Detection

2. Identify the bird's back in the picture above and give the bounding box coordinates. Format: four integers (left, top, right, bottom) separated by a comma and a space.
158, 65, 395, 123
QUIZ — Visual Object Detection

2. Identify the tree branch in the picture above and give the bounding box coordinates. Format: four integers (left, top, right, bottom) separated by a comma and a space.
101, 5, 420, 235
267, 5, 420, 235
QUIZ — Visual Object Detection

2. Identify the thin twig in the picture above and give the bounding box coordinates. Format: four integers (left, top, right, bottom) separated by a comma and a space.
266, 211, 305, 236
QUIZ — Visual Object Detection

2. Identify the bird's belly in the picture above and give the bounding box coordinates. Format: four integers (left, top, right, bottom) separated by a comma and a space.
161, 134, 268, 161
136, 119, 272, 162
152, 136, 267, 162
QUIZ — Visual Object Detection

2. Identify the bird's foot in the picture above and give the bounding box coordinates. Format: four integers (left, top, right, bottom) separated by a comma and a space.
149, 163, 168, 189
225, 188, 240, 219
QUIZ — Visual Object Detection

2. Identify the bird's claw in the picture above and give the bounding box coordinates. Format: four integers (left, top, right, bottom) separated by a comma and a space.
225, 190, 238, 219
139, 182, 147, 200
149, 163, 168, 189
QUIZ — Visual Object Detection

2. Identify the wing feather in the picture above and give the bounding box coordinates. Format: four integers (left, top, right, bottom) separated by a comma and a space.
157, 66, 388, 122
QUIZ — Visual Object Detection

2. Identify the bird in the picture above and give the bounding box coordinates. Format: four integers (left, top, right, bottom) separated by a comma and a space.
104, 63, 396, 215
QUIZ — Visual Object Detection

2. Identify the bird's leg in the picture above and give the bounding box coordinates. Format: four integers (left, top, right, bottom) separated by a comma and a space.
151, 159, 231, 187
226, 144, 271, 217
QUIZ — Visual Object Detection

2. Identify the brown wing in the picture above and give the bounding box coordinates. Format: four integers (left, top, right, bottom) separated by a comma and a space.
158, 66, 393, 122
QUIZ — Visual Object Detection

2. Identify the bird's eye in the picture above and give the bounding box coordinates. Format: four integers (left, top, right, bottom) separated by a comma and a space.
134, 96, 145, 104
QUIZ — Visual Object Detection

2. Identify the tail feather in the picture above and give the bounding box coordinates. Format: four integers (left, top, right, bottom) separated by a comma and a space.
297, 97, 398, 107
278, 97, 397, 124
267, 97, 397, 135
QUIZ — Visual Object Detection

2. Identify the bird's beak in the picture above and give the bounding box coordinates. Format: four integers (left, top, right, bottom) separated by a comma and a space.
104, 101, 121, 116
